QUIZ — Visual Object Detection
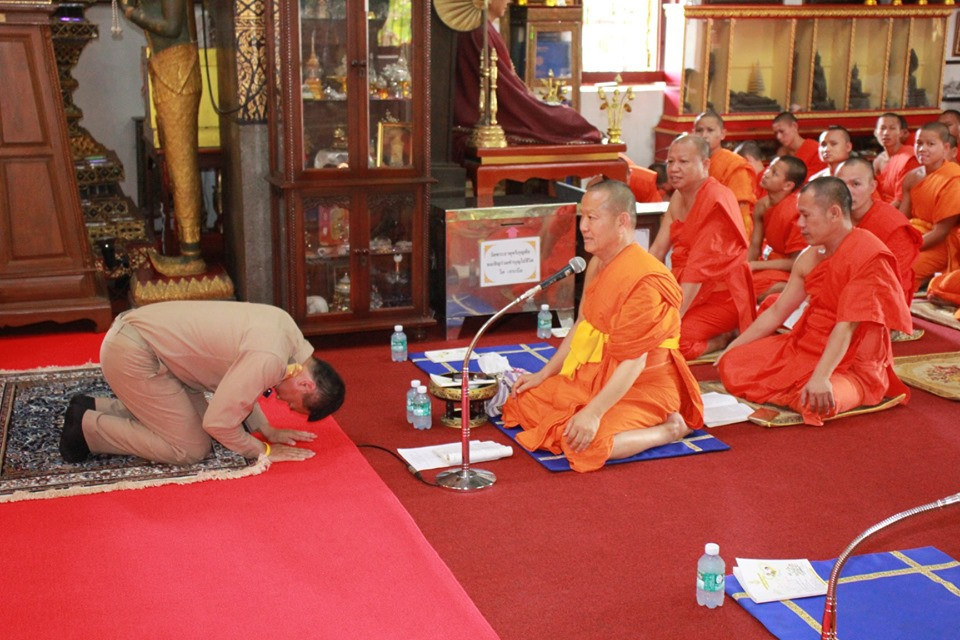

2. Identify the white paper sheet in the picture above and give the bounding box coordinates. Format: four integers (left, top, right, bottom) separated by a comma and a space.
733, 558, 827, 603
397, 440, 514, 471
701, 391, 754, 427
423, 347, 480, 364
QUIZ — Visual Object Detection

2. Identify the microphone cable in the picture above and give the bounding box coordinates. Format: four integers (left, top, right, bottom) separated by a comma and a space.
356, 443, 439, 487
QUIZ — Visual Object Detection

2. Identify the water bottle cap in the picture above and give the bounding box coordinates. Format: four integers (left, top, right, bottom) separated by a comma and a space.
540, 304, 548, 310
410, 379, 420, 387
417, 385, 427, 393
705, 543, 719, 556
394, 325, 403, 332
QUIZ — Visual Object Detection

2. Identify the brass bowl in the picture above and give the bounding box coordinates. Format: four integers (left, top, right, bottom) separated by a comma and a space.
427, 372, 498, 428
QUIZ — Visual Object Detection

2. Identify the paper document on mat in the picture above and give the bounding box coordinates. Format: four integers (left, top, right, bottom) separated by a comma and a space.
733, 558, 827, 603
398, 441, 514, 471
423, 347, 480, 363
701, 392, 754, 427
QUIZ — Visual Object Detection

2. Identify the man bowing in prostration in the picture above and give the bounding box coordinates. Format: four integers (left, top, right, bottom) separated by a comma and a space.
649, 135, 755, 360
718, 177, 912, 426
501, 180, 703, 473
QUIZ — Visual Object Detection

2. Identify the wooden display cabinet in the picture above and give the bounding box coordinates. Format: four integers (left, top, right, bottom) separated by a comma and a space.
504, 2, 583, 111
266, 0, 433, 335
656, 4, 952, 157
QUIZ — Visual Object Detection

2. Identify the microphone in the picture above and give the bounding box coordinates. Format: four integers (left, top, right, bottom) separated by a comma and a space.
514, 256, 587, 304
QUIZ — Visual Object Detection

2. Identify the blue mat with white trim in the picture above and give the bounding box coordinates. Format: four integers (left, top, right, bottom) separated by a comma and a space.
409, 343, 729, 472
726, 546, 960, 639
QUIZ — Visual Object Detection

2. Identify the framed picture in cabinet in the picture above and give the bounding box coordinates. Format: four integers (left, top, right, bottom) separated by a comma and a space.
376, 121, 413, 168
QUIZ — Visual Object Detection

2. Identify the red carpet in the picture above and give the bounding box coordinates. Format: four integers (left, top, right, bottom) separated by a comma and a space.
3, 316, 960, 639
0, 329, 497, 640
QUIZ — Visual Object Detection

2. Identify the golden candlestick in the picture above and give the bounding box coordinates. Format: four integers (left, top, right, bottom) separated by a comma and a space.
597, 74, 634, 145
468, 2, 507, 149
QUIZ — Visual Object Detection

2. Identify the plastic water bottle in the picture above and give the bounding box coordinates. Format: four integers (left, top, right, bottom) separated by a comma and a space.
405, 379, 421, 424
536, 304, 552, 339
412, 385, 432, 430
391, 325, 407, 362
696, 543, 726, 608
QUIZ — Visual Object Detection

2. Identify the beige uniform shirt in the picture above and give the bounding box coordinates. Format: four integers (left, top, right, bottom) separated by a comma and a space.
122, 301, 314, 457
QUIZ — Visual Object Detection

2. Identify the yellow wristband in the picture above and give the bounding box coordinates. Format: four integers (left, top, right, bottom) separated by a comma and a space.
263, 442, 271, 458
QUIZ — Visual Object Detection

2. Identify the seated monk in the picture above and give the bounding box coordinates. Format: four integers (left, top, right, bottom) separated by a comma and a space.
718, 177, 912, 426
501, 180, 704, 473
898, 122, 960, 290
837, 158, 922, 305
650, 135, 755, 360
938, 109, 960, 146
453, 0, 600, 160
808, 126, 852, 181
693, 111, 757, 233
928, 270, 960, 320
873, 113, 919, 208
773, 111, 827, 177
748, 155, 808, 303
734, 140, 767, 201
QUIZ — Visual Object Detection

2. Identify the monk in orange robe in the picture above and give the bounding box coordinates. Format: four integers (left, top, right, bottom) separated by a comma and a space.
773, 111, 827, 177
719, 177, 912, 425
808, 126, 852, 181
928, 270, 960, 320
734, 140, 767, 201
694, 111, 757, 234
502, 181, 703, 472
748, 156, 808, 302
873, 113, 919, 208
650, 135, 755, 360
899, 122, 960, 289
837, 158, 922, 305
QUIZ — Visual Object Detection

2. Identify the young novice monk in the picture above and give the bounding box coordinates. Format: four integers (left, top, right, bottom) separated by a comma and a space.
748, 156, 809, 303
899, 122, 960, 290
772, 111, 826, 177
694, 111, 757, 233
809, 126, 852, 181
873, 113, 919, 208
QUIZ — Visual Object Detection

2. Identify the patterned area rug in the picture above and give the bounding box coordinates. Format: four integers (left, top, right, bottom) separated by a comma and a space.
698, 380, 906, 427
0, 365, 267, 503
911, 300, 960, 331
893, 351, 960, 400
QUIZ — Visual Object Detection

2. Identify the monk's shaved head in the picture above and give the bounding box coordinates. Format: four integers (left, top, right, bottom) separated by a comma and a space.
921, 121, 951, 143
776, 155, 808, 191
773, 111, 798, 126
586, 179, 637, 229
671, 134, 711, 160
839, 156, 875, 178
695, 110, 724, 128
800, 176, 852, 220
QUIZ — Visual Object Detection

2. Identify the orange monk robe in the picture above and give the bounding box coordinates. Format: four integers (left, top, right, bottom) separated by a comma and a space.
670, 178, 755, 359
709, 148, 757, 234
908, 161, 960, 286
857, 200, 922, 305
927, 271, 960, 320
792, 138, 827, 179
719, 229, 912, 425
752, 194, 808, 300
501, 244, 704, 472
877, 146, 920, 205
623, 155, 663, 203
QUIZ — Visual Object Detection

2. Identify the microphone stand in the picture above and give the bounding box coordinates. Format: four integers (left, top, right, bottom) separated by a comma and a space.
819, 491, 960, 639
435, 285, 542, 491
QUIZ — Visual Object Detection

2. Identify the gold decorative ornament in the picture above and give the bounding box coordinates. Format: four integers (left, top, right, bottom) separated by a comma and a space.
538, 69, 567, 104
597, 74, 634, 145
428, 372, 499, 428
131, 268, 235, 305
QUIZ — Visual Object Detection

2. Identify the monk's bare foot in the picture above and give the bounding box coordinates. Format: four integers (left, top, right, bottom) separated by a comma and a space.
664, 411, 692, 441
703, 330, 737, 356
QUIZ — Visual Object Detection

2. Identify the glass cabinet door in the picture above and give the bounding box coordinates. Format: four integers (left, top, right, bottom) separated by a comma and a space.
886, 21, 910, 109
681, 17, 710, 114
726, 18, 790, 114
905, 17, 945, 109
848, 18, 890, 111
300, 0, 350, 171
368, 191, 415, 309
706, 18, 731, 113
811, 20, 851, 112
368, 0, 414, 169
792, 19, 815, 110
304, 195, 352, 315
